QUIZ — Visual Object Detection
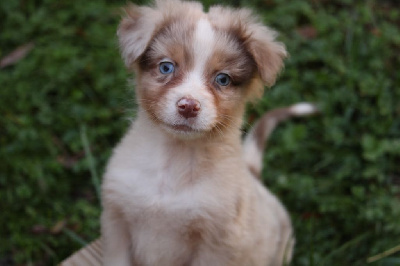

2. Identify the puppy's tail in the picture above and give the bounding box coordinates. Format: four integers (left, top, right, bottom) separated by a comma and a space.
243, 102, 318, 179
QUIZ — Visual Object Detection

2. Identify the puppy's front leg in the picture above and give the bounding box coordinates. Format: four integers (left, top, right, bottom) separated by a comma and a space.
101, 208, 132, 266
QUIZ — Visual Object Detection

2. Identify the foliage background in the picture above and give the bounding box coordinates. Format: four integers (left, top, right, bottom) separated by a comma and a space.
1, 0, 399, 265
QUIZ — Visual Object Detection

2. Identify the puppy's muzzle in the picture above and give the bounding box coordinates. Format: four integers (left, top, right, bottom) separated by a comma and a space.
176, 97, 201, 119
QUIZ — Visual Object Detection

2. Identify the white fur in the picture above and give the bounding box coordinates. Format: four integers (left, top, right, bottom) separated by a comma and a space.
158, 19, 218, 133
289, 102, 318, 116
193, 18, 215, 74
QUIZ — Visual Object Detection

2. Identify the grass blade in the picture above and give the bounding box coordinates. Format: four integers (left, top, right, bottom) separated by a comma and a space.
63, 228, 88, 247
80, 124, 101, 203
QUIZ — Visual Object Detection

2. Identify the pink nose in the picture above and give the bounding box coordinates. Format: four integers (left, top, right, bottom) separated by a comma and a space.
176, 97, 201, 118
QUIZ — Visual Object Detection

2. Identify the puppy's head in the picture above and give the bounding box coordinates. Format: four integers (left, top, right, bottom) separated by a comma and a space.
118, 0, 287, 139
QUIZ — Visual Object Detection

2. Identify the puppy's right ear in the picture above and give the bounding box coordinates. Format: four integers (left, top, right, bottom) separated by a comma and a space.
117, 4, 162, 67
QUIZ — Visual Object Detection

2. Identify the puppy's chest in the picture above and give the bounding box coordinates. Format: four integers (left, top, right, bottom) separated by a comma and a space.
114, 159, 220, 221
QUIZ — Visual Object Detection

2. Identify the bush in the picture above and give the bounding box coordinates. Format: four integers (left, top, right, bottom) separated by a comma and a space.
1, 0, 399, 265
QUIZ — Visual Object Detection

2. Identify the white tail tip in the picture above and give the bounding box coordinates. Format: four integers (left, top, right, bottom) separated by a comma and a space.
289, 102, 318, 116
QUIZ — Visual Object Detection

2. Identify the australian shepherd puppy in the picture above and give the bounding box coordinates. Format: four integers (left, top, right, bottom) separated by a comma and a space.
101, 0, 316, 265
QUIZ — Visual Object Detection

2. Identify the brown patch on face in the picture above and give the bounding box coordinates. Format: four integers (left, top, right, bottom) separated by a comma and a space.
201, 28, 258, 134
118, 0, 205, 68
208, 5, 287, 92
139, 18, 195, 72
207, 30, 257, 87
136, 18, 199, 122
137, 70, 186, 124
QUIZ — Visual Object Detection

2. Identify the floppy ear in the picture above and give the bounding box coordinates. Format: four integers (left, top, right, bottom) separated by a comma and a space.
117, 4, 162, 67
245, 24, 287, 87
208, 6, 287, 88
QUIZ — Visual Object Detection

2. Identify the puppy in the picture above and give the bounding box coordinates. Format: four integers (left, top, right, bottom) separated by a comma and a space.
101, 1, 315, 265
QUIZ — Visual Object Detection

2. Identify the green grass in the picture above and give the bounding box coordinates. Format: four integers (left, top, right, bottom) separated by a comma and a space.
1, 0, 399, 265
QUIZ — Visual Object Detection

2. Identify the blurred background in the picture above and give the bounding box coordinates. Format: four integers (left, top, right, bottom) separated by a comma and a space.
1, 0, 399, 265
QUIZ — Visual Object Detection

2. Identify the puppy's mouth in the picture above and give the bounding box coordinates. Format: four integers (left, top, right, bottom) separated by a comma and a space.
159, 120, 211, 137
170, 124, 195, 132
163, 122, 201, 133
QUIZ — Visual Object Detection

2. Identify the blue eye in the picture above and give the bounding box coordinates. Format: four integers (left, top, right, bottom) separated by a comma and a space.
215, 73, 231, 86
159, 62, 175, 74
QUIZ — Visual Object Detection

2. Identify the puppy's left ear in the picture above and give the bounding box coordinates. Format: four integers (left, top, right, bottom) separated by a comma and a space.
246, 24, 287, 87
117, 4, 162, 68
208, 7, 287, 88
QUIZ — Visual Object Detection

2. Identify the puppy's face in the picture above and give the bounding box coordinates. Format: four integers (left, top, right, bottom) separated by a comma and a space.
137, 18, 257, 138
118, 0, 287, 139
